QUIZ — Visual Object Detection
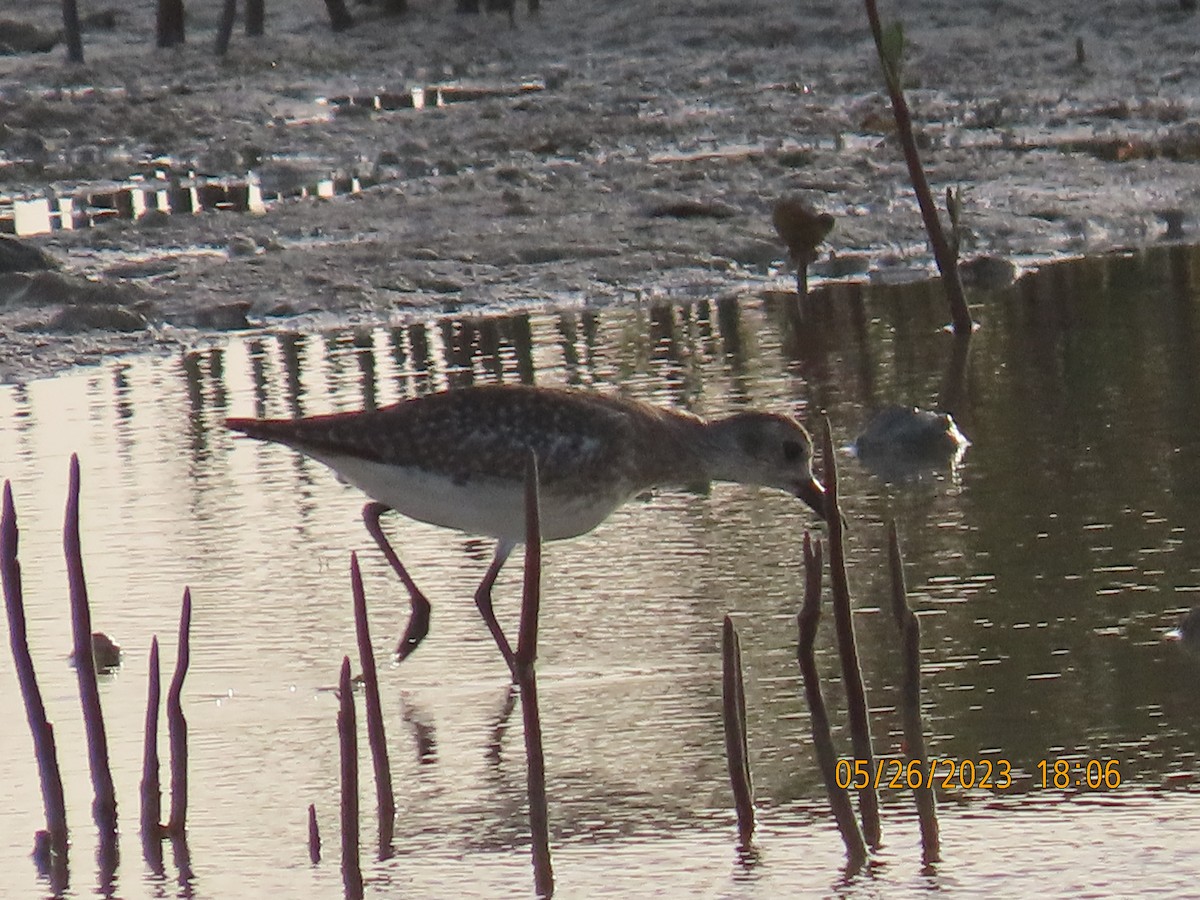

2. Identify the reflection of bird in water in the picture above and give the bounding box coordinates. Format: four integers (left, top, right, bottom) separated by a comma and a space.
851, 405, 969, 482
1166, 607, 1200, 649
227, 384, 828, 673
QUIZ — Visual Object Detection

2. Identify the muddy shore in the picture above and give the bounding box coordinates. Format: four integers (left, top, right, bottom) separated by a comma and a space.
2, 0, 1200, 383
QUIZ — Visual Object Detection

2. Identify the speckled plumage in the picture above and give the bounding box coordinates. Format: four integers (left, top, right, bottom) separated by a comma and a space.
231, 385, 688, 487
227, 383, 827, 667
226, 383, 826, 542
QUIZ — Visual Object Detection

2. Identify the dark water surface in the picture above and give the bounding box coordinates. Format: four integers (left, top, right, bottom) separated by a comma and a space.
3, 247, 1200, 897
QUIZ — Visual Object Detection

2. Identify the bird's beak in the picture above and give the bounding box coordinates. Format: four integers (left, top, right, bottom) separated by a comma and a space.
795, 476, 850, 529
795, 476, 827, 518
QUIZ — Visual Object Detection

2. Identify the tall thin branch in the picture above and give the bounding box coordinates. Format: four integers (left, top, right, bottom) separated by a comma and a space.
61, 0, 84, 61
721, 616, 755, 848
65, 456, 118, 845
863, 0, 972, 334
515, 452, 553, 898
141, 636, 164, 873
166, 588, 192, 835
338, 656, 363, 899
3, 482, 69, 889
797, 533, 867, 869
350, 552, 395, 856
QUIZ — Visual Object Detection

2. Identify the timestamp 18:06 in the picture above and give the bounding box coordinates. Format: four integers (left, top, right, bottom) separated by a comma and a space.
1037, 759, 1122, 789
834, 758, 1122, 791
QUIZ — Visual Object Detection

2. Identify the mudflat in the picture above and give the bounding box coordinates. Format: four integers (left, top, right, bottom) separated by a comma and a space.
2, 0, 1198, 381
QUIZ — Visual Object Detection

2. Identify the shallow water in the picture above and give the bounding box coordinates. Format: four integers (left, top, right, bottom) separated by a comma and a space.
3, 247, 1200, 897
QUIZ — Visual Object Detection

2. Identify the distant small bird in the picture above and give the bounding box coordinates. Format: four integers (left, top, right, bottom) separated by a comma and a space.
227, 384, 828, 671
772, 196, 835, 295
854, 406, 968, 455
852, 406, 969, 483
68, 631, 121, 673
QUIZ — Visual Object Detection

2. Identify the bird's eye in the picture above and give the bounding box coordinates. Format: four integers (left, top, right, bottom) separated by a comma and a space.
782, 440, 803, 462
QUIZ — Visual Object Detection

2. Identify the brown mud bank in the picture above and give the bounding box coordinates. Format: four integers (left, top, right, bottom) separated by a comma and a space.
2, 0, 1200, 383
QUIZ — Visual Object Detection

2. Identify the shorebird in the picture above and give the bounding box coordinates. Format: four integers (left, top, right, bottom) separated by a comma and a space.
227, 384, 828, 672
772, 195, 835, 295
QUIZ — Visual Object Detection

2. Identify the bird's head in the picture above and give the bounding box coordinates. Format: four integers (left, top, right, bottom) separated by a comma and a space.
705, 411, 828, 519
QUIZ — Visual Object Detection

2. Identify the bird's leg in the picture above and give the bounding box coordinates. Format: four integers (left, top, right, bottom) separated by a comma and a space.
475, 540, 517, 678
362, 502, 432, 661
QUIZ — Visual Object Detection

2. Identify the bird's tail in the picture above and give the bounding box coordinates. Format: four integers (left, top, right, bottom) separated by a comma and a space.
225, 417, 296, 443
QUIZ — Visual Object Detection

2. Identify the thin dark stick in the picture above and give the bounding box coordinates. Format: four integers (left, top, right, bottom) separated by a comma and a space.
350, 551, 395, 856
141, 637, 164, 872
2, 482, 69, 889
338, 656, 364, 900
863, 0, 971, 334
65, 455, 118, 844
167, 588, 192, 835
308, 803, 322, 864
246, 0, 264, 35
797, 533, 867, 869
61, 0, 84, 62
939, 331, 971, 416
516, 453, 542, 666
887, 522, 940, 865
721, 616, 755, 848
819, 420, 881, 847
515, 452, 553, 899
215, 0, 237, 55
323, 0, 354, 30
156, 0, 186, 46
